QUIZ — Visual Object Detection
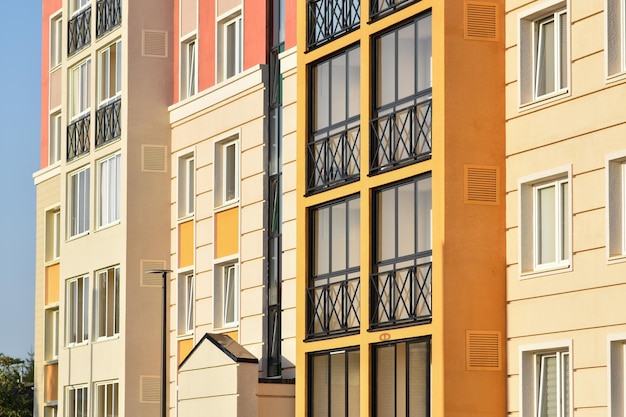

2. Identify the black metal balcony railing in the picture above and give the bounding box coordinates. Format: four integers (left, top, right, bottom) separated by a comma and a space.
96, 0, 122, 38
68, 6, 92, 56
370, 95, 432, 174
307, 275, 360, 338
96, 97, 121, 147
307, 120, 360, 193
67, 114, 91, 161
370, 261, 432, 328
370, 0, 420, 19
307, 0, 360, 49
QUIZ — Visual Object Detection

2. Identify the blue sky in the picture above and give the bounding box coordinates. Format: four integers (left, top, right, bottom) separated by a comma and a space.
0, 1, 41, 358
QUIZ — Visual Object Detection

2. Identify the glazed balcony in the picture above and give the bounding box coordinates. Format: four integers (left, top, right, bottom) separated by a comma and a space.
96, 0, 122, 38
67, 114, 91, 161
307, 275, 360, 338
95, 97, 121, 147
370, 95, 432, 174
307, 0, 360, 49
307, 118, 360, 193
370, 259, 432, 329
68, 6, 91, 56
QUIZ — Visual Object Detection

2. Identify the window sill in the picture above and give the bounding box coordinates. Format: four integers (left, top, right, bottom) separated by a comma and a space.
519, 89, 570, 112
43, 359, 59, 366
94, 335, 120, 343
177, 214, 195, 223
177, 333, 194, 340
608, 253, 626, 265
44, 259, 61, 268
214, 200, 239, 213
606, 71, 626, 85
96, 220, 121, 232
68, 231, 90, 241
213, 324, 239, 332
67, 341, 89, 348
520, 263, 571, 280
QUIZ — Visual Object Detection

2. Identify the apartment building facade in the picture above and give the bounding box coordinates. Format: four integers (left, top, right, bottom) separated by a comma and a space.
34, 1, 173, 417
296, 0, 507, 416
506, 1, 626, 416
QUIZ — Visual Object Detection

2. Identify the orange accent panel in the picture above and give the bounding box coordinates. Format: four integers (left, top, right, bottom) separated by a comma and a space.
45, 363, 58, 402
215, 207, 239, 258
45, 263, 60, 305
178, 220, 195, 268
223, 330, 238, 343
178, 338, 194, 365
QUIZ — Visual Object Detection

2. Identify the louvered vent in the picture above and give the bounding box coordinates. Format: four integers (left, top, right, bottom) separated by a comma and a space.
139, 375, 160, 403
464, 1, 499, 41
464, 164, 499, 205
142, 30, 168, 58
141, 260, 167, 287
466, 330, 501, 371
142, 145, 167, 173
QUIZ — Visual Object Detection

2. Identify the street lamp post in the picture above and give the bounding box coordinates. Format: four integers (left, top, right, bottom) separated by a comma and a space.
146, 269, 173, 417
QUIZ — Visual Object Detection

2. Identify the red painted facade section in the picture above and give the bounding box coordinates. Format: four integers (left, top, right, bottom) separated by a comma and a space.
40, 0, 62, 169
243, 0, 268, 69
283, 0, 296, 50
198, 0, 215, 92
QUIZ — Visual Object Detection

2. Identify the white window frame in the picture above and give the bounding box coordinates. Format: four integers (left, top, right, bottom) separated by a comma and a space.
606, 152, 626, 261
98, 40, 122, 106
178, 153, 195, 218
519, 341, 572, 417
67, 275, 89, 346
215, 137, 240, 207
49, 110, 62, 165
177, 272, 195, 335
606, 0, 626, 78
94, 381, 119, 417
519, 166, 572, 277
98, 153, 121, 229
68, 166, 90, 238
180, 36, 197, 99
214, 261, 239, 328
533, 9, 568, 100
50, 14, 63, 69
45, 207, 61, 262
45, 307, 60, 361
66, 385, 88, 417
95, 266, 120, 340
218, 11, 243, 81
70, 59, 91, 119
518, 1, 570, 107
532, 178, 569, 270
72, 0, 90, 14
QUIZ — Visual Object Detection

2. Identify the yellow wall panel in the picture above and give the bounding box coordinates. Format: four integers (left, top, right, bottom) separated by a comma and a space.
178, 220, 195, 268
45, 263, 60, 305
223, 330, 238, 343
178, 338, 194, 365
215, 208, 239, 258
44, 363, 58, 402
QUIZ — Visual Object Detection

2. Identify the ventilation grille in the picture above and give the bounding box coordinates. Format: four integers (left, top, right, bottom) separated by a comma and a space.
464, 164, 499, 205
464, 1, 499, 41
141, 260, 167, 287
466, 330, 501, 371
142, 30, 168, 58
139, 375, 160, 403
142, 145, 167, 173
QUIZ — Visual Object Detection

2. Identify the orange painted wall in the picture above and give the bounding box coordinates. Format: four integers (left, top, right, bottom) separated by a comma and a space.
178, 220, 195, 268
223, 330, 239, 343
44, 363, 58, 402
198, 0, 215, 91
40, 0, 62, 168
178, 338, 194, 365
243, 0, 268, 68
215, 207, 239, 258
45, 263, 60, 305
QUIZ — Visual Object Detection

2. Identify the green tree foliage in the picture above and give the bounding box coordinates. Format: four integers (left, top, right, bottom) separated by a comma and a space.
0, 353, 33, 417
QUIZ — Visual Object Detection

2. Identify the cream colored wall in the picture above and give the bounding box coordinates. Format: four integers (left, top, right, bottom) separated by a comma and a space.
506, 1, 626, 415
33, 170, 61, 417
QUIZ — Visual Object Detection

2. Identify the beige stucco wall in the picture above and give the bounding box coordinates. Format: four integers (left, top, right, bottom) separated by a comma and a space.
506, 1, 626, 415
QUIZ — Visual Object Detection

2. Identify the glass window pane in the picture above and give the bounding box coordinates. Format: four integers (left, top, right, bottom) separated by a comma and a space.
347, 48, 360, 119
417, 15, 432, 92
408, 342, 429, 417
330, 54, 347, 125
537, 185, 556, 265
348, 198, 360, 269
376, 345, 395, 417
330, 352, 346, 417
315, 207, 330, 276
559, 13, 567, 90
347, 351, 360, 417
538, 355, 557, 417
397, 183, 416, 258
560, 181, 569, 261
314, 61, 330, 130
377, 33, 395, 107
417, 177, 432, 253
331, 203, 347, 272
378, 188, 396, 262
312, 355, 329, 417
397, 24, 415, 101
536, 18, 556, 97
225, 143, 237, 201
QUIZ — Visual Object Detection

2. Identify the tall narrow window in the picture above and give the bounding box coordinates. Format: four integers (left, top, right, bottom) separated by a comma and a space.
181, 38, 197, 99
98, 40, 122, 105
51, 15, 63, 68
67, 275, 89, 345
534, 9, 568, 99
70, 59, 91, 119
69, 166, 90, 238
96, 266, 120, 339
95, 382, 118, 417
67, 386, 88, 417
177, 273, 195, 335
215, 263, 238, 327
607, 0, 626, 76
45, 308, 60, 361
215, 138, 239, 206
45, 208, 61, 262
98, 153, 121, 228
533, 178, 569, 269
178, 154, 195, 218
218, 13, 242, 81
50, 111, 62, 165
536, 351, 570, 417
